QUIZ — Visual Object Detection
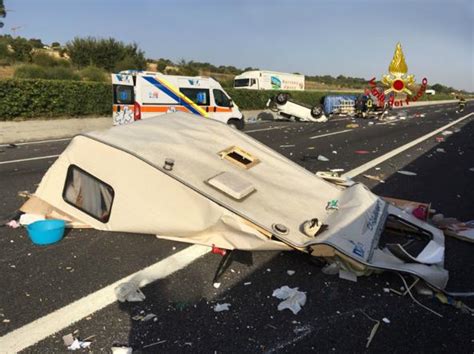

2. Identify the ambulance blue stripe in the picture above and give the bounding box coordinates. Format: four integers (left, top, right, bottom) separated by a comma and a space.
142, 76, 202, 116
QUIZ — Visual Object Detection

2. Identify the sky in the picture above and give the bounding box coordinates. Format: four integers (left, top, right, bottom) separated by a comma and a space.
2, 0, 473, 91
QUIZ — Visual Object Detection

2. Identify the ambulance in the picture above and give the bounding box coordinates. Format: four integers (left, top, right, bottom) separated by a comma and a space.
112, 71, 245, 129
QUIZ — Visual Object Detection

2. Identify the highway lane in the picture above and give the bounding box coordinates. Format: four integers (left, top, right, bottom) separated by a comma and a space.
0, 101, 473, 352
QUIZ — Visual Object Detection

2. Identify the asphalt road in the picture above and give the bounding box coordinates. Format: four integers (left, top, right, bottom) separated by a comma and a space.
0, 102, 473, 353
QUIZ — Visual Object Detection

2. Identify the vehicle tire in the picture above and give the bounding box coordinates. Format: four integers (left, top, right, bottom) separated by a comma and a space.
227, 118, 244, 130
310, 105, 323, 118
275, 93, 289, 105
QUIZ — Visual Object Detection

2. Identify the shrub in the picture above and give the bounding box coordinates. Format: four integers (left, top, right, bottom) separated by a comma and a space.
0, 79, 112, 119
47, 66, 80, 81
14, 64, 48, 79
79, 65, 108, 82
14, 64, 79, 80
32, 52, 61, 67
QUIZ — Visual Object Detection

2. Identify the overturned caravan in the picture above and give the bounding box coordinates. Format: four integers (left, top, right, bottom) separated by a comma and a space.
22, 112, 448, 290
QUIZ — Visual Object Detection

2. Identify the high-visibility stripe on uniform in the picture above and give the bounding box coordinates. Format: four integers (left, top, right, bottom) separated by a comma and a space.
142, 76, 208, 118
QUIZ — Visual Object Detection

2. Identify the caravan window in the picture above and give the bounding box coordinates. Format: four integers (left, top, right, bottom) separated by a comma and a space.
213, 89, 231, 107
63, 165, 114, 223
179, 88, 210, 106
113, 85, 134, 105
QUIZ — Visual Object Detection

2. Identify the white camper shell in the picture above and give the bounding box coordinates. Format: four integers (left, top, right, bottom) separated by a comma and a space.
234, 70, 305, 91
112, 70, 244, 129
22, 112, 448, 290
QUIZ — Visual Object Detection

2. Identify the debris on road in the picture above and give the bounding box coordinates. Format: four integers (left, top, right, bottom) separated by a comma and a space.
441, 130, 453, 136
346, 123, 359, 129
317, 155, 329, 162
287, 270, 296, 276
65, 337, 92, 351
272, 286, 307, 315
436, 148, 446, 153
19, 213, 45, 226
432, 215, 474, 243
397, 170, 417, 176
435, 136, 445, 142
5, 220, 20, 228
214, 303, 231, 312
354, 150, 370, 154
111, 346, 133, 354
362, 174, 385, 183
325, 199, 339, 211
382, 317, 390, 324
114, 282, 146, 302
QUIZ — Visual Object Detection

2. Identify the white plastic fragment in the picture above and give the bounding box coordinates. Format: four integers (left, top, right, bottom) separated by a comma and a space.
244, 282, 252, 286
436, 148, 446, 153
272, 286, 307, 315
142, 313, 157, 322
397, 170, 417, 176
441, 130, 453, 136
68, 339, 91, 350
19, 213, 45, 226
382, 317, 390, 324
213, 282, 221, 289
111, 347, 133, 354
317, 155, 329, 162
214, 303, 231, 312
114, 282, 146, 302
287, 270, 296, 276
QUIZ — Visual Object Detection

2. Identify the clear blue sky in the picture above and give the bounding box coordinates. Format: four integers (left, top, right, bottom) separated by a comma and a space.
3, 0, 473, 91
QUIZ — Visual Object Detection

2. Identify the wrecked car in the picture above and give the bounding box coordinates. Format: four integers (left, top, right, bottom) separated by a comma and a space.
21, 112, 448, 290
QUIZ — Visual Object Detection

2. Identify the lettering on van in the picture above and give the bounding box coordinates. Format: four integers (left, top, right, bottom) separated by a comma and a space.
188, 79, 201, 86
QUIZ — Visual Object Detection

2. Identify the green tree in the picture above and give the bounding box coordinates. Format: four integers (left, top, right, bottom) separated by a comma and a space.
0, 0, 6, 29
9, 37, 32, 62
66, 36, 146, 72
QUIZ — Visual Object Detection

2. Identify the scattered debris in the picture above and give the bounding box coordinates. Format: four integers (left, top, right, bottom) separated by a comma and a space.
382, 317, 390, 324
67, 338, 92, 351
133, 313, 157, 322
339, 269, 357, 282
63, 333, 75, 347
142, 340, 167, 349
326, 199, 339, 211
321, 263, 340, 275
7, 143, 17, 148
354, 150, 370, 154
332, 150, 338, 154
435, 136, 445, 142
19, 213, 45, 226
111, 346, 133, 354
346, 123, 359, 129
17, 190, 32, 198
213, 282, 221, 289
397, 170, 417, 176
272, 286, 307, 315
114, 282, 146, 302
5, 220, 21, 228
214, 303, 231, 312
330, 168, 344, 172
2, 319, 11, 323
435, 293, 473, 314
362, 174, 385, 183
317, 155, 329, 162
280, 144, 295, 148
244, 282, 252, 286
287, 270, 296, 276
436, 148, 446, 153
441, 130, 453, 136
358, 310, 381, 349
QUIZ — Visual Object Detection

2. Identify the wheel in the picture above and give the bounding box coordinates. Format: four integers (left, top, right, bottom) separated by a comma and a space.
275, 93, 289, 105
310, 105, 322, 118
227, 118, 244, 130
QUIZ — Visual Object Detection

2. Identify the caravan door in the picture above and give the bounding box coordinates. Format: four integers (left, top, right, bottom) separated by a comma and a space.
112, 74, 136, 125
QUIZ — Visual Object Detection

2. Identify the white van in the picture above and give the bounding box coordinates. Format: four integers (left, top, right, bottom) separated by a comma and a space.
112, 71, 245, 129
234, 70, 305, 91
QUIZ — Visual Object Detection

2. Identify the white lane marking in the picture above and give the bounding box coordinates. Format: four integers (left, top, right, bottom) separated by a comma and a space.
0, 155, 60, 165
0, 138, 71, 147
246, 125, 289, 133
309, 129, 352, 140
343, 112, 473, 178
0, 245, 210, 353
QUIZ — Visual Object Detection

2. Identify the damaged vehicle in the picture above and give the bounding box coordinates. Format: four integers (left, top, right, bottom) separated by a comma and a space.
20, 112, 448, 290
266, 93, 327, 123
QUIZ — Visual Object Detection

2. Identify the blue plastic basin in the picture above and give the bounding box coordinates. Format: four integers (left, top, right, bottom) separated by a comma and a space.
27, 219, 66, 245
